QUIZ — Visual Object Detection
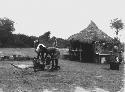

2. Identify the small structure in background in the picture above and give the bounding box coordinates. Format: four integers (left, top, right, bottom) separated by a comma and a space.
68, 21, 113, 63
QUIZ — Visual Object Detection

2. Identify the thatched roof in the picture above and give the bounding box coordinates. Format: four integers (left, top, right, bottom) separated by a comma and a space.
68, 21, 113, 43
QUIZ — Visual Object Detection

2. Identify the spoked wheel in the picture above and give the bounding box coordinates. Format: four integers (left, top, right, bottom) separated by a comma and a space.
45, 57, 53, 71
32, 57, 45, 72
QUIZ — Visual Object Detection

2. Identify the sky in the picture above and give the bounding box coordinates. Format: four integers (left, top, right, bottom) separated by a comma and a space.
0, 0, 125, 42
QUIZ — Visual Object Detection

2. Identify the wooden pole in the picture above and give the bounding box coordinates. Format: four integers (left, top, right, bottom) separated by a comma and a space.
79, 44, 82, 61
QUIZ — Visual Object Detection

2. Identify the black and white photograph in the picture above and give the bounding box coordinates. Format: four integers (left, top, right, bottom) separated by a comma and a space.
0, 0, 124, 92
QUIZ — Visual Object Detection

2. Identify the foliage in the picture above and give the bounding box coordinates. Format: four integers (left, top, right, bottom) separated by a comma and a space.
56, 38, 69, 48
110, 18, 124, 36
30, 36, 38, 42
110, 18, 124, 52
0, 17, 69, 48
0, 17, 15, 47
38, 31, 69, 48
38, 31, 51, 47
0, 17, 15, 32
39, 31, 51, 42
12, 34, 37, 47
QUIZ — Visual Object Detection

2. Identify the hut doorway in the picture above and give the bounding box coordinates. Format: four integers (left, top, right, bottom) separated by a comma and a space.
81, 43, 95, 63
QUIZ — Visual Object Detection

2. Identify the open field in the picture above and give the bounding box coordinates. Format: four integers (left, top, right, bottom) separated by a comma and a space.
0, 48, 124, 92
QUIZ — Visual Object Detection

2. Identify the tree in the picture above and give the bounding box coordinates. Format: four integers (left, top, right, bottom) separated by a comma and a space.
0, 17, 15, 32
110, 18, 124, 37
12, 34, 35, 47
39, 31, 51, 41
111, 18, 124, 55
39, 31, 51, 46
0, 17, 15, 47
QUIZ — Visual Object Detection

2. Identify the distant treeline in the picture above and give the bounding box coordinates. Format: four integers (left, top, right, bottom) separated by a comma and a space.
0, 17, 69, 48
0, 17, 123, 49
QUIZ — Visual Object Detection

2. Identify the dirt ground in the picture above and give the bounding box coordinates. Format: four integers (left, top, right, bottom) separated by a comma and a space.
0, 48, 124, 92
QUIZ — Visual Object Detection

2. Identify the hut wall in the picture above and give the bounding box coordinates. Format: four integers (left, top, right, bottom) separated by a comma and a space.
69, 41, 81, 60
69, 41, 96, 63
81, 43, 95, 63
94, 42, 103, 54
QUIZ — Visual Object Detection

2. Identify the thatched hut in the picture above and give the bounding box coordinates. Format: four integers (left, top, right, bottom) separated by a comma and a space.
68, 21, 113, 63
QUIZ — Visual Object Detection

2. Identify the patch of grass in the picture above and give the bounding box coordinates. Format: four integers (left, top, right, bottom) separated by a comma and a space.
0, 48, 124, 92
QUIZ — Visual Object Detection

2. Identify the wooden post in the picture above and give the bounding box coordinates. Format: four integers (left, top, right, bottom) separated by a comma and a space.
79, 44, 82, 61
